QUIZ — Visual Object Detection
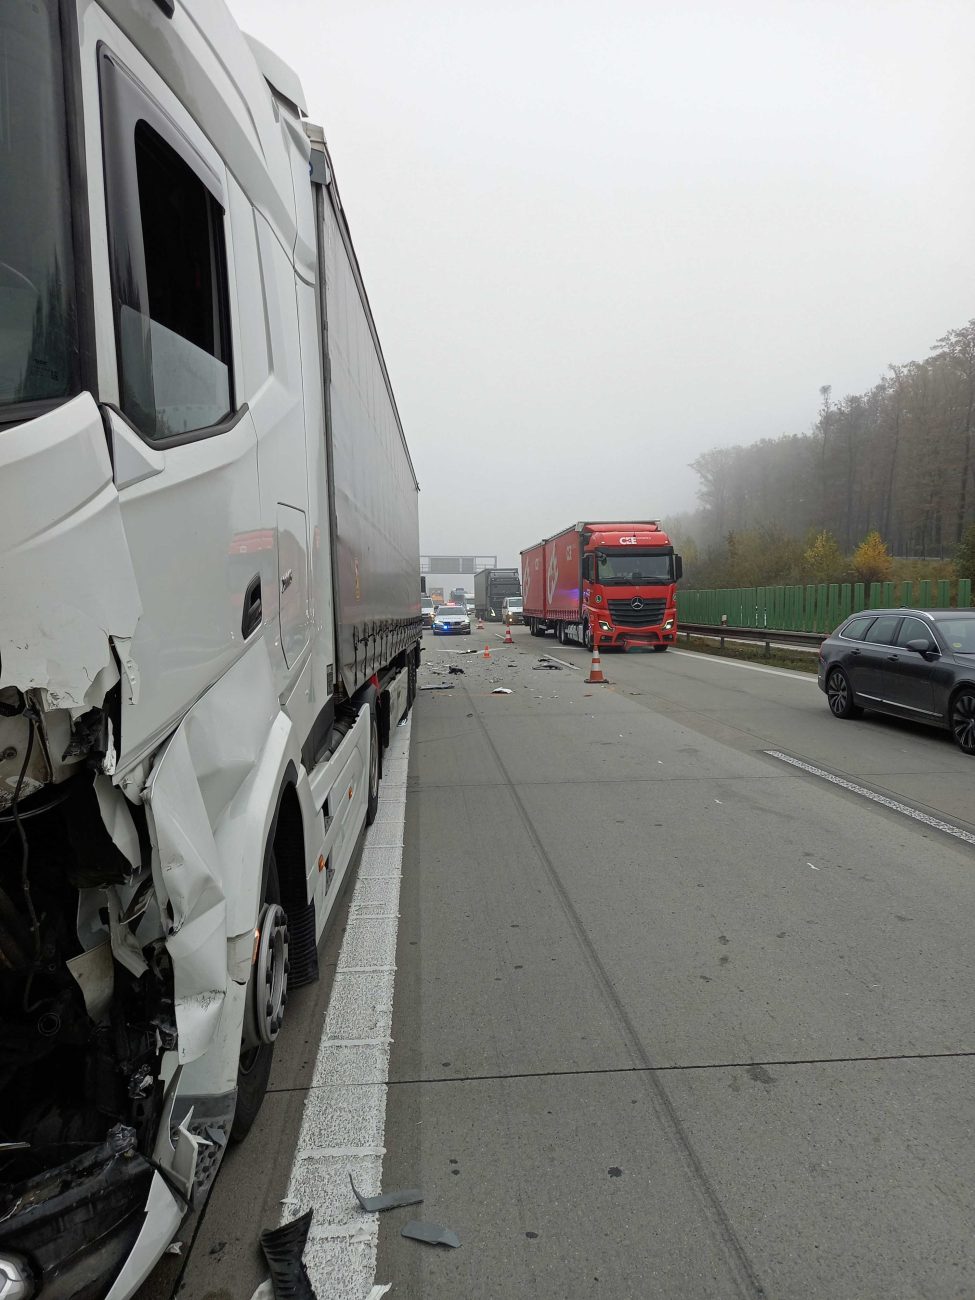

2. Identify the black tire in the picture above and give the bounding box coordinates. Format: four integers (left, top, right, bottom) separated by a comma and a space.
826, 668, 861, 719
407, 654, 417, 709
949, 688, 975, 755
366, 698, 381, 824
652, 644, 668, 653
584, 622, 594, 652
232, 853, 284, 1142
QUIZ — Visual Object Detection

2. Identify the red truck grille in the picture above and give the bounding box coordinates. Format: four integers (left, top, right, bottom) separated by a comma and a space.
607, 597, 667, 627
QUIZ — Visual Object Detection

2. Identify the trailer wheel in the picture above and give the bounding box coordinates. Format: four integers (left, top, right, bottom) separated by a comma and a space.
366, 697, 381, 824
232, 852, 286, 1141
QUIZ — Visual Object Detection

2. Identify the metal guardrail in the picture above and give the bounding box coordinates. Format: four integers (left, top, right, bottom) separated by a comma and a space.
679, 622, 825, 652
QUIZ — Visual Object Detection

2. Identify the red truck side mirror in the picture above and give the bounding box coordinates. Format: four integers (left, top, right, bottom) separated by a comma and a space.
674, 554, 683, 582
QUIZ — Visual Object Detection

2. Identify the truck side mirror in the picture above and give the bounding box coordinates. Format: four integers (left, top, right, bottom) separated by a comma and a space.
674, 554, 683, 581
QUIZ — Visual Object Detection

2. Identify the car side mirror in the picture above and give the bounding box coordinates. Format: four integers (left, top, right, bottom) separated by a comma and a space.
905, 638, 939, 659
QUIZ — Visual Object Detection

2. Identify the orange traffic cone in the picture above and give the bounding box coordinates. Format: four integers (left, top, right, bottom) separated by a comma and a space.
585, 644, 608, 684
483, 643, 491, 659
503, 623, 513, 645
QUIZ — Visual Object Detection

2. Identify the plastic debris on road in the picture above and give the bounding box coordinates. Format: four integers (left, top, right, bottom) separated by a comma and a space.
419, 684, 454, 691
491, 687, 513, 695
401, 1219, 462, 1249
259, 1209, 317, 1300
349, 1172, 423, 1213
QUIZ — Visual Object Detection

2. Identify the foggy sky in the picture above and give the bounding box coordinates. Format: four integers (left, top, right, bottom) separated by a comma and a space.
228, 0, 975, 566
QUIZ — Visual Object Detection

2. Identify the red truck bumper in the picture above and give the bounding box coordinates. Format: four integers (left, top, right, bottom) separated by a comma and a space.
601, 627, 677, 649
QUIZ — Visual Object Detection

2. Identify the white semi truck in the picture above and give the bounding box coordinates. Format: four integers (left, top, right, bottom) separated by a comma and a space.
0, 2, 420, 1295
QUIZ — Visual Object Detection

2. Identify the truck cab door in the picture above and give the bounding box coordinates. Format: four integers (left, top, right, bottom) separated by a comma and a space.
95, 42, 263, 764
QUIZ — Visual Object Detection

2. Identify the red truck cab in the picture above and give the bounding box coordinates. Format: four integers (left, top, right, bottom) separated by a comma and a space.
581, 523, 682, 651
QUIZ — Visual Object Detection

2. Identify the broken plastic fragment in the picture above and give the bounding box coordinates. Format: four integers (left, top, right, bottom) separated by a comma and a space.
491, 687, 513, 695
165, 1241, 183, 1255
350, 1172, 423, 1213
259, 1209, 317, 1300
401, 1220, 461, 1248
419, 684, 454, 691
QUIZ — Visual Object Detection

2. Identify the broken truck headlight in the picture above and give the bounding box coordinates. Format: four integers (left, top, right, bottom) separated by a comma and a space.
0, 1253, 34, 1300
664, 619, 674, 629
599, 621, 612, 632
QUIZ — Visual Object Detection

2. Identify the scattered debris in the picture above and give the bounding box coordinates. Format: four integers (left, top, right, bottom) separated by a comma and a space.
532, 663, 562, 671
419, 684, 454, 691
367, 1288, 393, 1299
350, 1172, 423, 1213
165, 1241, 183, 1256
448, 665, 465, 675
401, 1219, 461, 1249
259, 1209, 317, 1300
491, 688, 513, 695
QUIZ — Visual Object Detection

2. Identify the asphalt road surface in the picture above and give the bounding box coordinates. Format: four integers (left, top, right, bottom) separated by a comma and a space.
143, 627, 975, 1299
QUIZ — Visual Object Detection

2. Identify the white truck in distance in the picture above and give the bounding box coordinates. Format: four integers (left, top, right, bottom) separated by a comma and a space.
0, 2, 420, 1296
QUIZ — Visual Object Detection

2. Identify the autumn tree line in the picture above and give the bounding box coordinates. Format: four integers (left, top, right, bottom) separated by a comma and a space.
670, 318, 975, 592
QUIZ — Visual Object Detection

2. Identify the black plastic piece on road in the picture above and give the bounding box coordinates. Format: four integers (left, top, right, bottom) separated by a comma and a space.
260, 1209, 317, 1299
349, 1172, 423, 1213
401, 1219, 461, 1248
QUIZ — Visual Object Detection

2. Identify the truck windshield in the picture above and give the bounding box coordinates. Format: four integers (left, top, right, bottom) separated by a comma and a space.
0, 0, 77, 412
596, 551, 674, 584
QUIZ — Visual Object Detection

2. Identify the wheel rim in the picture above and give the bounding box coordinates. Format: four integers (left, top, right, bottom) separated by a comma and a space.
951, 692, 975, 753
827, 671, 849, 716
254, 902, 289, 1044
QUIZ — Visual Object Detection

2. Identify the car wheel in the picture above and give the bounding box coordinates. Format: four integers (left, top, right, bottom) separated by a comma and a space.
232, 852, 287, 1141
826, 668, 861, 719
949, 688, 975, 755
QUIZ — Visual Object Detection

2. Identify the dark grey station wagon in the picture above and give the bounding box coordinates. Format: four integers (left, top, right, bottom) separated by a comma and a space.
818, 608, 975, 754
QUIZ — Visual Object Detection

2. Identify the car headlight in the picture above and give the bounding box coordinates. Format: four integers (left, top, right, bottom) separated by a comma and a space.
599, 620, 612, 632
664, 619, 674, 629
0, 1255, 34, 1300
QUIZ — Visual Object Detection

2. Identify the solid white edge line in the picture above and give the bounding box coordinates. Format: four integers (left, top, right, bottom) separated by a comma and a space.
765, 750, 975, 847
278, 715, 412, 1298
670, 648, 817, 681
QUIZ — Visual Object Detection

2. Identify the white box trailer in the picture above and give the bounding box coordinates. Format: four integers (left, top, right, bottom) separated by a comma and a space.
0, 2, 419, 1295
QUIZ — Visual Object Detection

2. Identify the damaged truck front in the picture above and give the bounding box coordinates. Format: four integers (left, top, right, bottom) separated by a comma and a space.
0, 0, 421, 1295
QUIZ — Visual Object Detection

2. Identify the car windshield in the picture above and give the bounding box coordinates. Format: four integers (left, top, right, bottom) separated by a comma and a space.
507, 599, 522, 608
438, 606, 465, 615
0, 0, 78, 412
596, 551, 674, 584
934, 616, 975, 653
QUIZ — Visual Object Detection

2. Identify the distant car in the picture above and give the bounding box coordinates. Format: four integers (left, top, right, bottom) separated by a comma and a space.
818, 608, 975, 753
432, 604, 471, 636
421, 595, 434, 627
465, 596, 475, 617
502, 597, 524, 625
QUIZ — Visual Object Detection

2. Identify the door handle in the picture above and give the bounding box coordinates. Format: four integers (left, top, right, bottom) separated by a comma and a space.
850, 649, 861, 656
242, 573, 262, 638
886, 654, 898, 662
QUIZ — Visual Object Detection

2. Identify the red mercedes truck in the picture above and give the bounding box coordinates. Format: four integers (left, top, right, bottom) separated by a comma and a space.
521, 521, 682, 651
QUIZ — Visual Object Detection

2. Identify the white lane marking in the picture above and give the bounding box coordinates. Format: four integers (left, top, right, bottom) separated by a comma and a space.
670, 649, 816, 682
807, 862, 819, 870
282, 716, 411, 1297
766, 750, 975, 847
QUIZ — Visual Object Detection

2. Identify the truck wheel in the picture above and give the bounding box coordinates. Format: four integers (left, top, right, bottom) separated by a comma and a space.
584, 623, 593, 651
366, 697, 381, 824
232, 852, 288, 1142
652, 644, 668, 653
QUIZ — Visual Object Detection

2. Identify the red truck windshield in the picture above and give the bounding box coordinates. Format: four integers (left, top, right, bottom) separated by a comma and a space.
596, 550, 674, 584
0, 0, 78, 413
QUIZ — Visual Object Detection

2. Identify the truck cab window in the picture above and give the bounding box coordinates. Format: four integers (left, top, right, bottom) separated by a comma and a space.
0, 0, 78, 413
101, 54, 233, 442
